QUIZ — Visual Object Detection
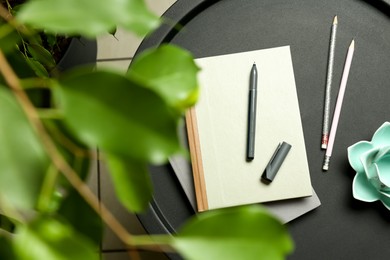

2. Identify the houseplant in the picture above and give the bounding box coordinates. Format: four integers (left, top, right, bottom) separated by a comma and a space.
0, 0, 293, 259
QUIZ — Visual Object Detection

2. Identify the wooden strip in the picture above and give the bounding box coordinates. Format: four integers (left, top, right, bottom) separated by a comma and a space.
185, 107, 208, 211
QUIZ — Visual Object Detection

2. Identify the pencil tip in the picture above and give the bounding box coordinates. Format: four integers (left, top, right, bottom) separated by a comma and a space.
333, 15, 338, 25
350, 39, 355, 48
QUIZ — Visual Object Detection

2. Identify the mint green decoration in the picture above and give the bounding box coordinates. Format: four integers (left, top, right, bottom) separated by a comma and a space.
348, 122, 390, 209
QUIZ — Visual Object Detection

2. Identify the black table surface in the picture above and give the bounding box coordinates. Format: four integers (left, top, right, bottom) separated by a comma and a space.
134, 0, 390, 259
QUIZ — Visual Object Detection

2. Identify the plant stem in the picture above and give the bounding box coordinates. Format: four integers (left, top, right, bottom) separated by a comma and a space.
20, 78, 52, 89
43, 120, 95, 160
0, 4, 33, 36
36, 164, 59, 212
37, 108, 63, 119
131, 234, 175, 253
0, 2, 12, 21
0, 49, 149, 252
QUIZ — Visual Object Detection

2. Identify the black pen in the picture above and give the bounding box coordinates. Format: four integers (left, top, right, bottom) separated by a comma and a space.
246, 63, 258, 161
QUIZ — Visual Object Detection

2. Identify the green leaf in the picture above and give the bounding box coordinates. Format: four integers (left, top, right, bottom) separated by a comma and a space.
17, 0, 160, 37
106, 154, 153, 212
0, 88, 49, 210
128, 44, 200, 111
45, 34, 58, 49
173, 205, 294, 260
55, 69, 182, 164
13, 216, 98, 260
25, 57, 49, 77
27, 43, 56, 69
118, 0, 160, 36
0, 23, 21, 53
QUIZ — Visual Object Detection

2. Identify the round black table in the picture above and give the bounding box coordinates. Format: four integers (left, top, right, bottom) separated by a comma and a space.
135, 0, 390, 259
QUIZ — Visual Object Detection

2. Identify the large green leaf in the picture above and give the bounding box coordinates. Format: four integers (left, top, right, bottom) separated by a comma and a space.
128, 44, 200, 111
55, 69, 182, 164
106, 154, 153, 212
26, 57, 49, 77
173, 205, 293, 260
13, 216, 98, 260
0, 88, 49, 210
17, 0, 160, 37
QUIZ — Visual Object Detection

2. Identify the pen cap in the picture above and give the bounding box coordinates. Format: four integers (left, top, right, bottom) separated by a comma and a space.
262, 142, 292, 182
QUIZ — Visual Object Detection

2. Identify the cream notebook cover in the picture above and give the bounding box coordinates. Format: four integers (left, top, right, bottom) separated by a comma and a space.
186, 46, 312, 211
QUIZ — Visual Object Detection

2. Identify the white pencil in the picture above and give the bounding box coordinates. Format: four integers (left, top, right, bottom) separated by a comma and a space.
322, 15, 338, 149
323, 39, 355, 171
